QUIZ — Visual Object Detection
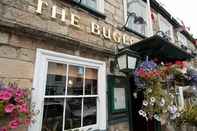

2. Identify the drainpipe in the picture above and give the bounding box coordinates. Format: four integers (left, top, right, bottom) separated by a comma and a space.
146, 0, 154, 37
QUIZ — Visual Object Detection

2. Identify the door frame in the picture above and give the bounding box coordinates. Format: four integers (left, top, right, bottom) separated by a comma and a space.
29, 49, 107, 131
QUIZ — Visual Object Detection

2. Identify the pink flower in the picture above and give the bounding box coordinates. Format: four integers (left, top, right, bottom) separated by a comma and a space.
4, 104, 15, 113
0, 127, 8, 131
24, 119, 31, 126
0, 90, 12, 100
18, 103, 28, 113
15, 97, 25, 104
9, 119, 20, 129
15, 89, 25, 98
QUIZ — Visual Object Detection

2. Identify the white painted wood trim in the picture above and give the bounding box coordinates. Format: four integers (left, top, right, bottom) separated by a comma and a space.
123, 0, 128, 23
98, 0, 104, 14
29, 49, 107, 131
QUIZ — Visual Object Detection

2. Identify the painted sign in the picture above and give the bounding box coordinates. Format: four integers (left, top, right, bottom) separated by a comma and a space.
35, 0, 139, 45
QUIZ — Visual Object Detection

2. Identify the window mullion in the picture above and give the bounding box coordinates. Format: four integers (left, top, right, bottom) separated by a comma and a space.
62, 64, 69, 131
81, 67, 86, 127
62, 99, 67, 131
65, 64, 69, 95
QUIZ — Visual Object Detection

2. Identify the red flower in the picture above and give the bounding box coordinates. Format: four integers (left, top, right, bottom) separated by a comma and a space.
18, 103, 28, 113
0, 127, 8, 131
0, 90, 12, 101
9, 119, 20, 129
24, 119, 31, 126
4, 104, 15, 113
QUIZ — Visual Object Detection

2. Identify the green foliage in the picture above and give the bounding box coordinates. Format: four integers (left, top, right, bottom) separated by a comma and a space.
177, 105, 197, 126
0, 101, 4, 117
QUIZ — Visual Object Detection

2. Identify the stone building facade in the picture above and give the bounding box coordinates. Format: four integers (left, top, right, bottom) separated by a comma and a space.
0, 0, 196, 131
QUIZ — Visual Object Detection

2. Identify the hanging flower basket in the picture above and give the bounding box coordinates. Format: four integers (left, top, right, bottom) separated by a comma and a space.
134, 58, 188, 122
0, 83, 33, 131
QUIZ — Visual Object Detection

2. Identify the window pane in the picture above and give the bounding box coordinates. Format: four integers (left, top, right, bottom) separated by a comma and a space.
83, 98, 97, 126
73, 0, 97, 10
127, 0, 147, 35
67, 65, 84, 95
45, 62, 67, 95
86, 0, 97, 9
85, 68, 98, 95
42, 98, 64, 131
65, 98, 82, 130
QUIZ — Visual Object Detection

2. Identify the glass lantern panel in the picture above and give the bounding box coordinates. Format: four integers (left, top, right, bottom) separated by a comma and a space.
128, 56, 137, 69
117, 55, 127, 70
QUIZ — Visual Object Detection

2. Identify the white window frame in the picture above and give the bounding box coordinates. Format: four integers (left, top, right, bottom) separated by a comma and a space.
158, 14, 174, 42
123, 0, 148, 36
29, 49, 107, 131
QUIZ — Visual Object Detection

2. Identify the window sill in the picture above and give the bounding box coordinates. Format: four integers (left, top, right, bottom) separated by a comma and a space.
124, 27, 147, 39
71, 1, 106, 19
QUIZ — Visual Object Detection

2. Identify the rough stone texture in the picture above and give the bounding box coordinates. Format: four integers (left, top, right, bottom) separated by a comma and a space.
108, 122, 129, 131
0, 32, 9, 44
0, 57, 33, 79
17, 48, 35, 62
0, 0, 141, 52
0, 77, 32, 90
0, 45, 17, 59
9, 34, 35, 49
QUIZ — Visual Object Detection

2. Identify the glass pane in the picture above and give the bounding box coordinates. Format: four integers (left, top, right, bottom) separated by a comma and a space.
86, 0, 97, 9
65, 98, 82, 130
85, 68, 98, 95
127, 0, 146, 35
67, 65, 84, 95
83, 98, 97, 126
45, 62, 67, 95
42, 98, 64, 131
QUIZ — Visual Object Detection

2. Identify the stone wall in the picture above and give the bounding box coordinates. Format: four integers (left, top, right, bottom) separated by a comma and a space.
0, 0, 141, 52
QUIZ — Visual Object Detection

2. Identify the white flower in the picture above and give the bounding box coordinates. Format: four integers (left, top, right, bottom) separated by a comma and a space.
145, 117, 149, 121
138, 110, 147, 118
159, 98, 165, 107
154, 114, 160, 121
143, 100, 148, 106
138, 110, 144, 116
150, 102, 154, 106
168, 105, 177, 114
169, 93, 174, 98
142, 112, 147, 117
133, 92, 137, 99
150, 97, 156, 103
163, 110, 167, 113
170, 114, 177, 120
147, 88, 152, 93
176, 112, 181, 117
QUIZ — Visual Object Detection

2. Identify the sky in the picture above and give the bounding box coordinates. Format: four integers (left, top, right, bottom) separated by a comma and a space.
157, 0, 197, 38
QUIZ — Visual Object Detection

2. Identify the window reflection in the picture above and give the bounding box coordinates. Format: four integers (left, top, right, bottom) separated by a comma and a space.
42, 98, 64, 131
127, 0, 147, 35
65, 98, 82, 130
46, 62, 67, 95
83, 98, 97, 126
85, 68, 98, 95
67, 65, 84, 95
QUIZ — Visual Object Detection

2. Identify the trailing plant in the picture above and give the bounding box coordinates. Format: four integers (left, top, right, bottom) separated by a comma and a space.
176, 105, 197, 127
134, 58, 188, 122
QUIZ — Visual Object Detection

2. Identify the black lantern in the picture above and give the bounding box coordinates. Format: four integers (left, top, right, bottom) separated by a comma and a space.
115, 47, 140, 131
116, 48, 139, 73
